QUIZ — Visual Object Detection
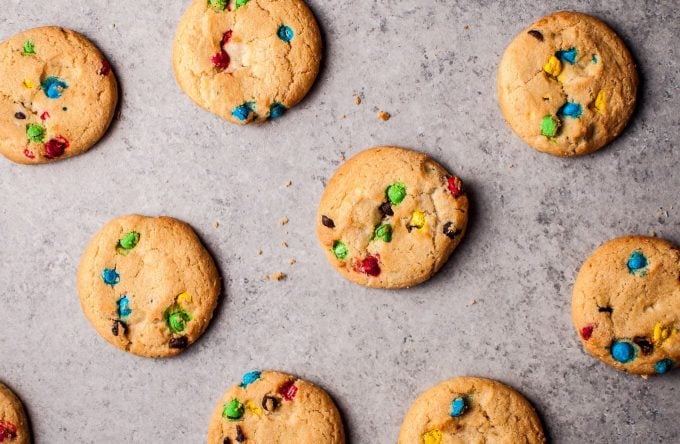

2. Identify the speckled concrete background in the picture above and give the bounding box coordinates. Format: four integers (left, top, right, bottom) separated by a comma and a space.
0, 0, 679, 442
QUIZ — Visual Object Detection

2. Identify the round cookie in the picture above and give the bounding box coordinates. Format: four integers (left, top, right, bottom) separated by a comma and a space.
572, 236, 680, 375
77, 215, 220, 358
399, 377, 545, 444
173, 0, 322, 124
498, 11, 638, 156
0, 383, 30, 444
207, 370, 345, 443
316, 147, 469, 289
0, 27, 118, 164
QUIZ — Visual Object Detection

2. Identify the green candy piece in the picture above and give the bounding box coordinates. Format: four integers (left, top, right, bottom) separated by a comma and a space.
374, 224, 393, 242
119, 231, 140, 250
332, 241, 348, 260
386, 182, 407, 205
208, 0, 227, 10
540, 115, 560, 137
223, 399, 244, 421
26, 123, 45, 143
22, 40, 35, 56
234, 0, 250, 8
165, 305, 192, 334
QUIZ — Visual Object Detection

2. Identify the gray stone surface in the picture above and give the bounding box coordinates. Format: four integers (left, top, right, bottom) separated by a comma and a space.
0, 0, 679, 442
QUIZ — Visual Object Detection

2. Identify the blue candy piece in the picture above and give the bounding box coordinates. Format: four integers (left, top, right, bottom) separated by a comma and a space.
592, 54, 598, 63
627, 251, 648, 274
558, 102, 583, 118
101, 268, 120, 286
117, 295, 132, 318
655, 359, 675, 374
449, 396, 467, 417
556, 48, 577, 65
232, 103, 254, 121
269, 102, 287, 120
41, 76, 68, 99
611, 341, 636, 364
241, 371, 262, 387
277, 25, 294, 42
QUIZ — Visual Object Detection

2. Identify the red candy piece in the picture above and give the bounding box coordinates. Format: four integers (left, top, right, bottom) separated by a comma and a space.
360, 255, 381, 276
580, 324, 595, 340
23, 148, 35, 159
0, 420, 17, 442
211, 30, 233, 70
278, 380, 298, 401
40, 111, 50, 121
99, 59, 111, 76
447, 176, 463, 197
44, 136, 70, 159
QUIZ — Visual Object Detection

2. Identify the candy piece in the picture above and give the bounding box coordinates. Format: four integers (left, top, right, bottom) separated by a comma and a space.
41, 76, 69, 99
558, 102, 582, 118
177, 292, 192, 304
655, 358, 675, 374
374, 223, 393, 242
543, 55, 562, 77
653, 322, 673, 345
556, 47, 577, 64
409, 211, 425, 231
232, 102, 254, 121
169, 336, 189, 349
14, 112, 26, 120
44, 136, 70, 159
359, 255, 380, 276
540, 115, 559, 137
633, 337, 653, 355
244, 400, 262, 416
379, 201, 394, 217
421, 429, 442, 444
321, 215, 335, 228
22, 79, 35, 89
26, 123, 46, 143
611, 340, 636, 364
386, 182, 407, 205
527, 30, 543, 41
111, 319, 126, 337
450, 396, 468, 417
23, 149, 35, 159
269, 102, 287, 119
262, 395, 280, 412
101, 268, 120, 286
627, 251, 648, 274
117, 295, 132, 318
212, 30, 233, 70
277, 25, 294, 42
241, 371, 261, 388
447, 176, 463, 197
223, 399, 245, 421
443, 222, 460, 240
234, 0, 250, 9
278, 380, 298, 401
40, 111, 50, 121
208, 0, 228, 11
580, 324, 594, 340
235, 425, 245, 443
332, 241, 348, 260
0, 420, 18, 441
119, 231, 140, 251
592, 54, 598, 63
594, 90, 606, 113
99, 59, 111, 76
165, 304, 192, 334
22, 40, 35, 56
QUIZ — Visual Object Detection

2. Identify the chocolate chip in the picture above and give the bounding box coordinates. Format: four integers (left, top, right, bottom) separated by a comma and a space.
14, 112, 26, 120
321, 215, 335, 228
235, 425, 245, 442
634, 337, 653, 355
598, 306, 613, 314
223, 438, 231, 444
443, 222, 461, 239
528, 30, 544, 41
379, 201, 394, 217
169, 336, 189, 349
111, 320, 126, 337
261, 395, 280, 412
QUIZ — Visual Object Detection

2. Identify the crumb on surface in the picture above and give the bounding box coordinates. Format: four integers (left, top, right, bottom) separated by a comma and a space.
464, 24, 469, 30
270, 272, 287, 281
285, 180, 292, 187
468, 299, 477, 306
257, 249, 263, 256
279, 217, 289, 225
354, 95, 362, 105
377, 111, 391, 121
649, 231, 657, 237
289, 259, 297, 265
213, 221, 220, 228
282, 242, 288, 248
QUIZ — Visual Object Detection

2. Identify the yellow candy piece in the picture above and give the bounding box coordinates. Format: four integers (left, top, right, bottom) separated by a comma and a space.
594, 90, 607, 113
543, 55, 562, 77
23, 79, 35, 89
421, 429, 442, 444
245, 400, 262, 416
177, 292, 192, 303
653, 322, 674, 345
410, 211, 426, 230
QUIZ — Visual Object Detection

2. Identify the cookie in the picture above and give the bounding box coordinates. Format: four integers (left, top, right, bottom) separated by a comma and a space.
173, 0, 322, 124
207, 370, 345, 443
398, 377, 545, 444
0, 27, 118, 164
316, 147, 469, 289
77, 215, 220, 358
498, 11, 638, 156
572, 236, 680, 375
0, 383, 30, 444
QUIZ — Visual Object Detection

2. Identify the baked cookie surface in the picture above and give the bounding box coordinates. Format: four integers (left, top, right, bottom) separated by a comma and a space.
572, 236, 680, 375
207, 370, 345, 444
0, 26, 117, 164
77, 215, 220, 358
173, 0, 322, 124
0, 383, 30, 444
316, 147, 468, 289
498, 11, 638, 156
398, 377, 545, 444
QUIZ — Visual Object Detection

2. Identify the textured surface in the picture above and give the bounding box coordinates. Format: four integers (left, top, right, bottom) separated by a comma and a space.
0, 0, 679, 443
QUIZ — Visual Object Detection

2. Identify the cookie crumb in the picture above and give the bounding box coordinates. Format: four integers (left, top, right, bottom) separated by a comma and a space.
285, 180, 292, 187
339, 152, 346, 161
649, 231, 657, 238
641, 374, 649, 380
354, 95, 362, 105
282, 242, 288, 248
377, 111, 391, 121
213, 221, 220, 229
270, 272, 287, 281
257, 249, 263, 256
468, 299, 477, 306
288, 259, 297, 265
464, 24, 469, 30
279, 217, 289, 225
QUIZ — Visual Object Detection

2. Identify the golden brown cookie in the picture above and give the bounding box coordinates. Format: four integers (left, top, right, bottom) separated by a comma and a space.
173, 0, 322, 124
77, 215, 220, 358
316, 147, 469, 289
207, 370, 345, 443
0, 27, 118, 164
572, 236, 680, 375
398, 377, 545, 444
0, 383, 30, 444
498, 11, 638, 156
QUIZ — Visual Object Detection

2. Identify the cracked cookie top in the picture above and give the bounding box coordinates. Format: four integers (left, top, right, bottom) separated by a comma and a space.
0, 27, 118, 164
173, 0, 322, 125
316, 147, 469, 289
207, 370, 345, 444
498, 11, 638, 156
398, 377, 545, 444
0, 383, 29, 444
77, 215, 220, 358
572, 236, 680, 375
